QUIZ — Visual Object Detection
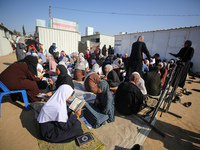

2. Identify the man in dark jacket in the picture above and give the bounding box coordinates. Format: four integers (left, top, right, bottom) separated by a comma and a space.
169, 40, 194, 88
125, 35, 152, 81
115, 73, 143, 115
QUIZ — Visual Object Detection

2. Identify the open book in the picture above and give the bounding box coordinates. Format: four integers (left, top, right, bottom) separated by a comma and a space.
37, 72, 45, 78
69, 98, 85, 112
37, 93, 46, 98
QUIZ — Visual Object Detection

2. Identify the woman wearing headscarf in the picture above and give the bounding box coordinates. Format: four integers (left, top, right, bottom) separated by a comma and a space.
79, 52, 84, 59
95, 80, 115, 122
158, 62, 168, 88
91, 59, 97, 66
73, 59, 87, 81
37, 85, 83, 143
102, 56, 113, 75
58, 57, 71, 76
45, 65, 74, 97
83, 80, 115, 128
143, 66, 161, 96
84, 64, 101, 94
112, 58, 124, 80
45, 56, 58, 76
37, 52, 47, 64
132, 72, 147, 96
167, 59, 175, 75
73, 56, 80, 67
0, 55, 42, 102
16, 36, 26, 61
103, 64, 120, 87
87, 53, 95, 69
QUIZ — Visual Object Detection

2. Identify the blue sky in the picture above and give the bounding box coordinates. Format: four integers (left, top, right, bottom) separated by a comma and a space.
1, 0, 200, 36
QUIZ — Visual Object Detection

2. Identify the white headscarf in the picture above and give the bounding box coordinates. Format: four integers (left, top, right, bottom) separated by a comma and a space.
105, 64, 113, 76
37, 63, 43, 72
132, 72, 147, 95
18, 36, 25, 45
79, 57, 85, 62
37, 85, 73, 123
112, 58, 123, 68
79, 52, 84, 58
58, 57, 69, 69
159, 62, 163, 67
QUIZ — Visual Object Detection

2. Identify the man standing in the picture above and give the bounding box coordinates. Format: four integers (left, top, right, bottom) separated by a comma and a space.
115, 73, 144, 115
49, 43, 59, 63
34, 37, 39, 52
125, 35, 152, 81
169, 40, 194, 88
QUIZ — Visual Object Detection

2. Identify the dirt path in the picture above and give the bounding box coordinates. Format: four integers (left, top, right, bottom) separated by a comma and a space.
143, 77, 200, 149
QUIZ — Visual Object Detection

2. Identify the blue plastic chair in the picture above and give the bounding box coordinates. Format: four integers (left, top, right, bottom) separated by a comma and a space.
0, 81, 30, 117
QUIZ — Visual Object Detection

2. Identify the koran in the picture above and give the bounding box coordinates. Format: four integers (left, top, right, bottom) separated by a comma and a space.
69, 98, 85, 112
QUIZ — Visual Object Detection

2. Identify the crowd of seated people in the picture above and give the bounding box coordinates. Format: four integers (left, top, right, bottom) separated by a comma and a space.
0, 40, 178, 144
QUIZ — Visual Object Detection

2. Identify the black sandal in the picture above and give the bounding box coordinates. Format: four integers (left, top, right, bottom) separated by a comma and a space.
183, 102, 192, 107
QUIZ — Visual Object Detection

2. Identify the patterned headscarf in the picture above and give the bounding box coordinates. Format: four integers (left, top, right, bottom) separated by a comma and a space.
74, 61, 86, 70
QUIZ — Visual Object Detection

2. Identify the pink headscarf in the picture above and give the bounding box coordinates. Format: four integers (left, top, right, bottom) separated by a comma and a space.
48, 56, 57, 72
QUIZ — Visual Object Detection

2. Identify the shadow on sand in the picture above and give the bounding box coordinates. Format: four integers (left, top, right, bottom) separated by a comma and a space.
3, 62, 12, 66
115, 109, 200, 150
146, 119, 200, 150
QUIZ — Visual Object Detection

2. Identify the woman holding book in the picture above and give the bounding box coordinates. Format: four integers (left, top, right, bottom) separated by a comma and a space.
37, 85, 83, 143
44, 64, 74, 97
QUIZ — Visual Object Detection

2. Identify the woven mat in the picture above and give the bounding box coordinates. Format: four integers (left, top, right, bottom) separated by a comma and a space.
36, 118, 106, 150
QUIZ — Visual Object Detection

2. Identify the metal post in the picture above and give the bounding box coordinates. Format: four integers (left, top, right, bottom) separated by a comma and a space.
49, 6, 51, 18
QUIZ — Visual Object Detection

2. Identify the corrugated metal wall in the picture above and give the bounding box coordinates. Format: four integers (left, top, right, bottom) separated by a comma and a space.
37, 27, 81, 55
114, 27, 200, 72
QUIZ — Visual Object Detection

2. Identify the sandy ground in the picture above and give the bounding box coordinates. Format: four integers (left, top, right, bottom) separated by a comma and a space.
143, 76, 200, 150
0, 52, 200, 150
0, 53, 39, 150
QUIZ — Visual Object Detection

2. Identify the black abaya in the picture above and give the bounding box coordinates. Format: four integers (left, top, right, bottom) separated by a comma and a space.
125, 41, 151, 81
115, 82, 143, 115
173, 46, 194, 88
39, 110, 83, 143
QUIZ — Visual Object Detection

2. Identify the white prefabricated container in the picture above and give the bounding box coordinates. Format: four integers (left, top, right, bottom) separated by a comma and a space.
37, 26, 81, 55
114, 26, 200, 72
0, 26, 14, 57
81, 34, 114, 49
